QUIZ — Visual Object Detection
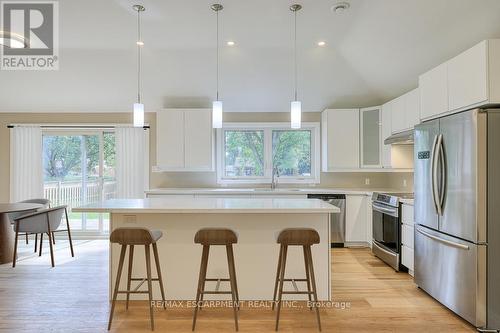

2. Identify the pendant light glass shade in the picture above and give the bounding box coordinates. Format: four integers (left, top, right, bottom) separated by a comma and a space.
212, 100, 223, 128
290, 101, 301, 129
133, 103, 144, 127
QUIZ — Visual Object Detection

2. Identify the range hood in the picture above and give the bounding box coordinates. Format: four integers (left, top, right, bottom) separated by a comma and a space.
384, 129, 414, 145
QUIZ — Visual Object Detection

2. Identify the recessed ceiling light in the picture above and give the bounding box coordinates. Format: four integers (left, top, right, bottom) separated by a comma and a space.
226, 41, 235, 46
317, 41, 326, 46
331, 2, 350, 14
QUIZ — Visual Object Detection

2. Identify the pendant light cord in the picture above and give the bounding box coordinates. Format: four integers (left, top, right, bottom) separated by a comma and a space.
137, 9, 142, 104
216, 9, 220, 101
294, 9, 297, 101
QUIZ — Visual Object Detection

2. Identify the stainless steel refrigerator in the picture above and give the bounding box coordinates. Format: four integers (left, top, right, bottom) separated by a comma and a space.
414, 109, 500, 332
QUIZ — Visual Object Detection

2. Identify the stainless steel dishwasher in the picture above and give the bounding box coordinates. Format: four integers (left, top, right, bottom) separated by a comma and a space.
307, 194, 346, 247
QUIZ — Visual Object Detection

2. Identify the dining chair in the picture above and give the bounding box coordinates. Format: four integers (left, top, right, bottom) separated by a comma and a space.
11, 205, 75, 268
9, 199, 52, 250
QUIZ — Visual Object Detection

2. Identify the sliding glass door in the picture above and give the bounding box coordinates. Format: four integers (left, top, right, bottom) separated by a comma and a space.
42, 130, 116, 236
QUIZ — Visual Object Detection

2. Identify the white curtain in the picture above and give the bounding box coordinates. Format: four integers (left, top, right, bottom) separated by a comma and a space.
115, 127, 149, 199
10, 126, 44, 202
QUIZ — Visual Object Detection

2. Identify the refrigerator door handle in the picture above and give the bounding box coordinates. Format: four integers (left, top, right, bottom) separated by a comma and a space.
433, 134, 444, 216
430, 135, 440, 215
438, 134, 446, 214
416, 226, 470, 250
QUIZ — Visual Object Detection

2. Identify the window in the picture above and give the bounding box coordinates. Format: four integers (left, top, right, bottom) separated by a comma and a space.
217, 123, 320, 184
224, 130, 264, 177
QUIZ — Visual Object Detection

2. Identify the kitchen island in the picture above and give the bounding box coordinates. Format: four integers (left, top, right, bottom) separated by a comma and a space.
74, 197, 338, 301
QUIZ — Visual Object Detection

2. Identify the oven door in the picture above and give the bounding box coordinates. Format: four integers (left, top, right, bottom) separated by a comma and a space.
372, 202, 400, 254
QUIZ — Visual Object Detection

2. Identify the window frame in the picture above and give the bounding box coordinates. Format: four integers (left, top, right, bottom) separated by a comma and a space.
216, 122, 320, 185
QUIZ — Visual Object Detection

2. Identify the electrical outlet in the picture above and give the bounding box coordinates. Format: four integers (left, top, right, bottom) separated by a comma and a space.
403, 179, 407, 187
124, 215, 137, 224
365, 178, 370, 185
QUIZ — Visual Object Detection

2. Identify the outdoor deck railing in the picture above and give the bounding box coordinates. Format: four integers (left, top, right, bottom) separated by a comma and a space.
44, 180, 116, 209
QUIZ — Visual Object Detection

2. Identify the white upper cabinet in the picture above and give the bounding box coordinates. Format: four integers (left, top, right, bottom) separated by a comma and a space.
419, 62, 448, 120
405, 88, 420, 129
391, 94, 406, 134
157, 109, 184, 168
448, 40, 488, 111
419, 39, 500, 121
390, 88, 420, 134
321, 109, 360, 171
155, 109, 214, 172
381, 101, 392, 168
184, 110, 214, 170
360, 106, 381, 168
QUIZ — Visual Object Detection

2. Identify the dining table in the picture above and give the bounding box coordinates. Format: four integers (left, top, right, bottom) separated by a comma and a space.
0, 203, 43, 264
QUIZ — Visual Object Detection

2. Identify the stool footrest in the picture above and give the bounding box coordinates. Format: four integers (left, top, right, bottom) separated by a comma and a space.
200, 291, 234, 295
205, 278, 230, 281
117, 291, 150, 294
281, 291, 314, 295
131, 277, 160, 281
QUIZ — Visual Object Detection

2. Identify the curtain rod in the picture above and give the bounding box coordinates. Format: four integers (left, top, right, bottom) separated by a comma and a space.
7, 124, 150, 130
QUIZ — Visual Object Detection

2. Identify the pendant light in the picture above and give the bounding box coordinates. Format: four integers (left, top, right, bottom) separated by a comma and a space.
290, 4, 302, 129
132, 4, 145, 128
211, 4, 223, 129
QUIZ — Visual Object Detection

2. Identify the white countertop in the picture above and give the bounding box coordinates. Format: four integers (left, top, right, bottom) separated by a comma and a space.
73, 198, 340, 214
145, 187, 408, 196
400, 198, 414, 205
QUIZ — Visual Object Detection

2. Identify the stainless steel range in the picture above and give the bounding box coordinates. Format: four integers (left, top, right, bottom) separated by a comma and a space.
371, 192, 413, 271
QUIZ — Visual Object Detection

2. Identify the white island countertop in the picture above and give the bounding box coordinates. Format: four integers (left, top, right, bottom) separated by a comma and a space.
145, 187, 410, 196
73, 197, 340, 214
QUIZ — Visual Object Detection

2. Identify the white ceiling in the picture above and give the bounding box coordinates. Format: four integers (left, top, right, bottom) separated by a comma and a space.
2, 0, 500, 113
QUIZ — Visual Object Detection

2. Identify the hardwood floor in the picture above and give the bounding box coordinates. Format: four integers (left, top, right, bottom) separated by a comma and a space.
0, 240, 475, 332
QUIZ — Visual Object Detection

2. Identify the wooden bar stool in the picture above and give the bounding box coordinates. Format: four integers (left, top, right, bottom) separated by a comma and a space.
108, 227, 166, 331
272, 228, 321, 331
192, 228, 239, 331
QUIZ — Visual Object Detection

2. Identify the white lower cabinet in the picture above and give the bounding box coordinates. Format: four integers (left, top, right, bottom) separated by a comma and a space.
400, 203, 415, 276
401, 245, 414, 275
345, 195, 367, 246
366, 199, 373, 247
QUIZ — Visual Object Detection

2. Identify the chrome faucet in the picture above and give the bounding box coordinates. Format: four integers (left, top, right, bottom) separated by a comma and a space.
271, 167, 280, 190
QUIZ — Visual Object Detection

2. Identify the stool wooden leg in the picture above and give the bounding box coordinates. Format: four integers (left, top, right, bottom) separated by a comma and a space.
272, 245, 284, 311
152, 243, 166, 309
226, 245, 239, 331
275, 244, 288, 331
192, 245, 209, 331
198, 246, 209, 312
303, 246, 312, 310
34, 234, 38, 253
126, 245, 134, 310
228, 243, 240, 310
108, 244, 127, 331
145, 244, 154, 331
306, 246, 322, 331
